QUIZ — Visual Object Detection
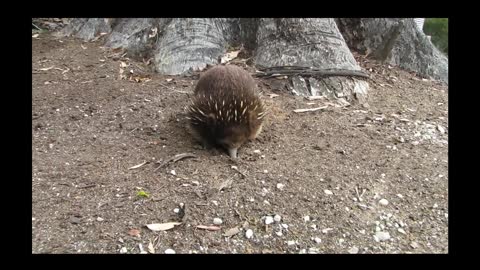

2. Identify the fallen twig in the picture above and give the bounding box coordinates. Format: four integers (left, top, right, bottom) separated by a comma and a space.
231, 166, 247, 178
77, 184, 96, 189
293, 106, 328, 113
154, 153, 197, 172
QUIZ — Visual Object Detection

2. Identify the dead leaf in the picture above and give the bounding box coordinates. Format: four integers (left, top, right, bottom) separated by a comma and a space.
223, 227, 240, 237
146, 222, 182, 231
220, 50, 240, 64
293, 106, 328, 113
147, 241, 155, 254
149, 27, 158, 39
128, 228, 141, 237
39, 66, 55, 71
217, 178, 233, 191
128, 161, 147, 170
196, 225, 221, 231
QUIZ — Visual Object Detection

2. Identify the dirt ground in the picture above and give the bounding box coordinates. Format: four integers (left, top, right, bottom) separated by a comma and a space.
32, 32, 448, 254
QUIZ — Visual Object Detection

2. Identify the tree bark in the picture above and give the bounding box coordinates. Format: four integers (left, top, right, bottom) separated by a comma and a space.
57, 18, 451, 105
337, 18, 448, 84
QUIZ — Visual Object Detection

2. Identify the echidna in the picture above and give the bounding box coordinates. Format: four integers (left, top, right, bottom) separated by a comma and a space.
185, 65, 266, 158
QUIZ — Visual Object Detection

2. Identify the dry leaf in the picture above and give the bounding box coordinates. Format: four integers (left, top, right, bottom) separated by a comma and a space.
128, 161, 147, 170
196, 225, 221, 231
293, 106, 328, 113
146, 222, 182, 231
128, 228, 141, 237
147, 241, 155, 254
223, 227, 240, 237
220, 50, 240, 64
39, 66, 55, 71
217, 178, 233, 191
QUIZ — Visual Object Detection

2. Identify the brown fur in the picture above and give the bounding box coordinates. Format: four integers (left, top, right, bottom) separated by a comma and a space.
186, 65, 265, 157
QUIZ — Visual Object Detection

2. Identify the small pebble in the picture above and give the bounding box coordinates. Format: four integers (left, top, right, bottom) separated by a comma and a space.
192, 181, 200, 186
397, 228, 406, 234
303, 216, 310, 222
275, 231, 283, 237
96, 217, 104, 222
324, 189, 333, 195
253, 149, 261, 154
120, 247, 127, 253
164, 249, 176, 254
281, 224, 289, 229
213, 218, 223, 225
245, 229, 253, 239
211, 200, 218, 206
348, 247, 359, 254
170, 170, 176, 175
274, 215, 282, 222
265, 216, 274, 225
173, 208, 180, 214
310, 224, 317, 230
287, 240, 295, 246
322, 228, 333, 234
379, 199, 389, 206
396, 194, 403, 199
373, 231, 391, 242
263, 170, 268, 174
276, 183, 285, 190
410, 241, 419, 249
263, 200, 270, 205
308, 247, 319, 254
314, 237, 322, 244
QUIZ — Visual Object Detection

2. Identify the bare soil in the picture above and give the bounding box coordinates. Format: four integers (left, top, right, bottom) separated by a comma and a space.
32, 32, 448, 254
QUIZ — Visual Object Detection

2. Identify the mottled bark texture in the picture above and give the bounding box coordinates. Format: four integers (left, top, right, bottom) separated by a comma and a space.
337, 18, 448, 84
62, 18, 457, 103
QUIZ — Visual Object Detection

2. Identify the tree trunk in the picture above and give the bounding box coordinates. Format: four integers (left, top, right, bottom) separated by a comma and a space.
336, 18, 448, 84
54, 18, 447, 104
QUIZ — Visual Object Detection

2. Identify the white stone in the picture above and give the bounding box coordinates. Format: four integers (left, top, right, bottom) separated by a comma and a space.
397, 228, 406, 234
164, 249, 176, 254
287, 240, 295, 246
348, 247, 359, 254
245, 229, 254, 239
303, 216, 310, 222
120, 247, 127, 253
213, 218, 223, 225
374, 231, 391, 242
379, 199, 389, 206
276, 183, 285, 190
324, 189, 333, 195
170, 170, 176, 175
265, 216, 274, 225
96, 217, 104, 222
274, 215, 282, 222
314, 237, 322, 244
173, 208, 180, 214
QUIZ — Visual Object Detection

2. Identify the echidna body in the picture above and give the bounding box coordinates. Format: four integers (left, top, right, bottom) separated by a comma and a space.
186, 65, 266, 158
